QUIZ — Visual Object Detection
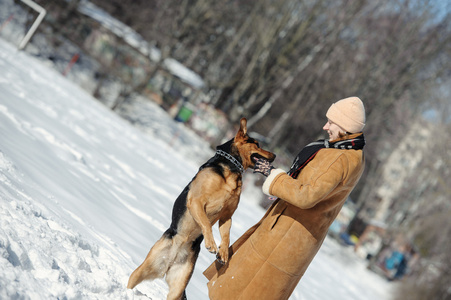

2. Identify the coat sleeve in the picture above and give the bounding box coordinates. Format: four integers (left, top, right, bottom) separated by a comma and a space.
262, 154, 346, 209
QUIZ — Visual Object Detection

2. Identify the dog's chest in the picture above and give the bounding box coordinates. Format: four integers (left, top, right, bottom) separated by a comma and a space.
206, 177, 242, 216
224, 175, 242, 194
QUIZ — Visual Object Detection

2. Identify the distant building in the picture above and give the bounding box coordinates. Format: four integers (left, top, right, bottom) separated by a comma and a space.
77, 1, 206, 107
354, 119, 433, 260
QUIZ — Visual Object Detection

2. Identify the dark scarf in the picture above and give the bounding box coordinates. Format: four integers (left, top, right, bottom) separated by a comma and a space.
287, 133, 365, 179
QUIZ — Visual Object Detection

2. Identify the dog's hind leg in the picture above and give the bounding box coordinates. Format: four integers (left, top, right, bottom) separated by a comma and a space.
165, 236, 202, 300
127, 237, 172, 289
165, 261, 194, 300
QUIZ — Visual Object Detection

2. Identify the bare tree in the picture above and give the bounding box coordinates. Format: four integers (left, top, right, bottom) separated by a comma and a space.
88, 0, 451, 212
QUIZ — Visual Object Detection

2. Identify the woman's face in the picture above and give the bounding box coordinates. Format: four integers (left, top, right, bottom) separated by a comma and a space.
323, 119, 345, 141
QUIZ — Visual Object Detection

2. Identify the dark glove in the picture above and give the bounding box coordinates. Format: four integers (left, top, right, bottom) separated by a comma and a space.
253, 158, 275, 177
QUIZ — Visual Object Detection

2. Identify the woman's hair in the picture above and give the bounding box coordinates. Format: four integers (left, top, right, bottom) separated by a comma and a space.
338, 131, 351, 139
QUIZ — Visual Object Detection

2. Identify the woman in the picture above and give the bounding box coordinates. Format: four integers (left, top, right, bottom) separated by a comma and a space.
203, 97, 366, 300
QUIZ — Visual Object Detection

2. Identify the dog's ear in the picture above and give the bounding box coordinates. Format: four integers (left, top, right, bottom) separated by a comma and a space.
234, 118, 247, 142
239, 118, 247, 136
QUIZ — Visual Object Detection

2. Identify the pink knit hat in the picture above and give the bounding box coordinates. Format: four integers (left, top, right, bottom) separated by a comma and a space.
326, 97, 366, 133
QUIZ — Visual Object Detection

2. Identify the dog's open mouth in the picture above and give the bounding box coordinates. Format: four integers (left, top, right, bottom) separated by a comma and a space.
251, 153, 275, 163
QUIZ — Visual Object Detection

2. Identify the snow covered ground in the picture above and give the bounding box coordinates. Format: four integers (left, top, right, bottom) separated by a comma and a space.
0, 38, 393, 299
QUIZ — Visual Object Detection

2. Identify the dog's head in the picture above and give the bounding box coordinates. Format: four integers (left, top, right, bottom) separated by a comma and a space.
233, 118, 276, 170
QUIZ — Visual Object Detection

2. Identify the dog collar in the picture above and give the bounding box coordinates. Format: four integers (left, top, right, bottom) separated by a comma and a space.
215, 150, 244, 174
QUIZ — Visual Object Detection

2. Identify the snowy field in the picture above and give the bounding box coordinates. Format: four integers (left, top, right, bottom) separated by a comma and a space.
0, 38, 393, 299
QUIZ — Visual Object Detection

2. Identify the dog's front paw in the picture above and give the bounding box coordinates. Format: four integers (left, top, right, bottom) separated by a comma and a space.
205, 238, 218, 254
216, 247, 229, 265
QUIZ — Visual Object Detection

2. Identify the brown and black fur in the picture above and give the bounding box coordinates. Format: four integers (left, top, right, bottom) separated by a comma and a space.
127, 118, 275, 300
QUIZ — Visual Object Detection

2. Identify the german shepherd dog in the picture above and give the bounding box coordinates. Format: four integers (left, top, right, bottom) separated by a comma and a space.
127, 118, 275, 299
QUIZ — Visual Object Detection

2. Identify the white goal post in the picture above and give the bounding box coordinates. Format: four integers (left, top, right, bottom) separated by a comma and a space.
18, 0, 46, 50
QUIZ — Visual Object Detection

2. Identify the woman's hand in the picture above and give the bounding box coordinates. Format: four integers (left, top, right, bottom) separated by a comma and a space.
253, 158, 275, 177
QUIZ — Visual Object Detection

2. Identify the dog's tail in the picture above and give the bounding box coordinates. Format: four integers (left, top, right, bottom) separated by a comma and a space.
127, 234, 174, 289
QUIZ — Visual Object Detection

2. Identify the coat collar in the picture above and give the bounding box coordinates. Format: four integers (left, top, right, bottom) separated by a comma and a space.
329, 132, 363, 144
